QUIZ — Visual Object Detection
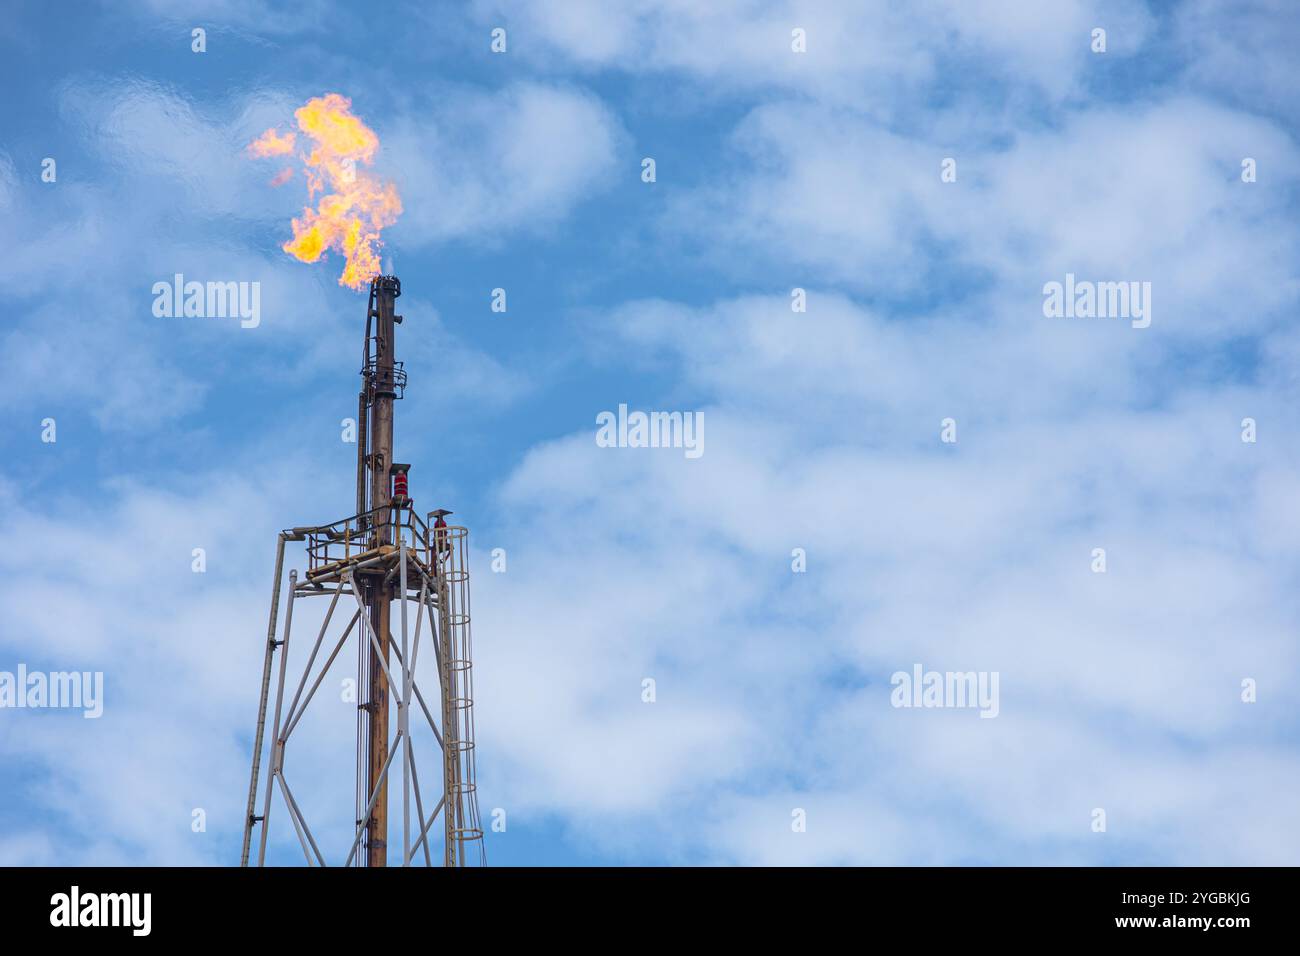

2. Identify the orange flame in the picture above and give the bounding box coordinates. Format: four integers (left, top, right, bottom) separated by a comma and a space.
248, 128, 296, 157
248, 94, 401, 290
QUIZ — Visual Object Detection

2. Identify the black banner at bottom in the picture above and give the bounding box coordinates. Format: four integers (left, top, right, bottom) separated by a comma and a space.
0, 866, 1282, 942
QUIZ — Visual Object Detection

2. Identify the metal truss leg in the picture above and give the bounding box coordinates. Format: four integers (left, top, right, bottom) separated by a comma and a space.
241, 533, 288, 866
256, 570, 298, 866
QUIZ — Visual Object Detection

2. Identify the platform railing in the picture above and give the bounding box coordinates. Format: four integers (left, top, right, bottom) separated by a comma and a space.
295, 505, 432, 578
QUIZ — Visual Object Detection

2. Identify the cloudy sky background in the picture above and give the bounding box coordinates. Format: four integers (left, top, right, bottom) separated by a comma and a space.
1, 0, 1298, 865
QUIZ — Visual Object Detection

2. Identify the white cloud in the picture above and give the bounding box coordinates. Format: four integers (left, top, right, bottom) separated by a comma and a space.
462, 280, 1300, 864
472, 0, 1153, 107
1174, 0, 1300, 125
665, 97, 1300, 331
385, 82, 623, 245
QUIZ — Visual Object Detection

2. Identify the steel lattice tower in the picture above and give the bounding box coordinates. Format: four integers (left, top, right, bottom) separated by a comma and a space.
240, 275, 485, 867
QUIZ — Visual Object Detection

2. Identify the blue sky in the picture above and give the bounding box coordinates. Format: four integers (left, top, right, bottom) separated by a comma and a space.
1, 0, 1299, 866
